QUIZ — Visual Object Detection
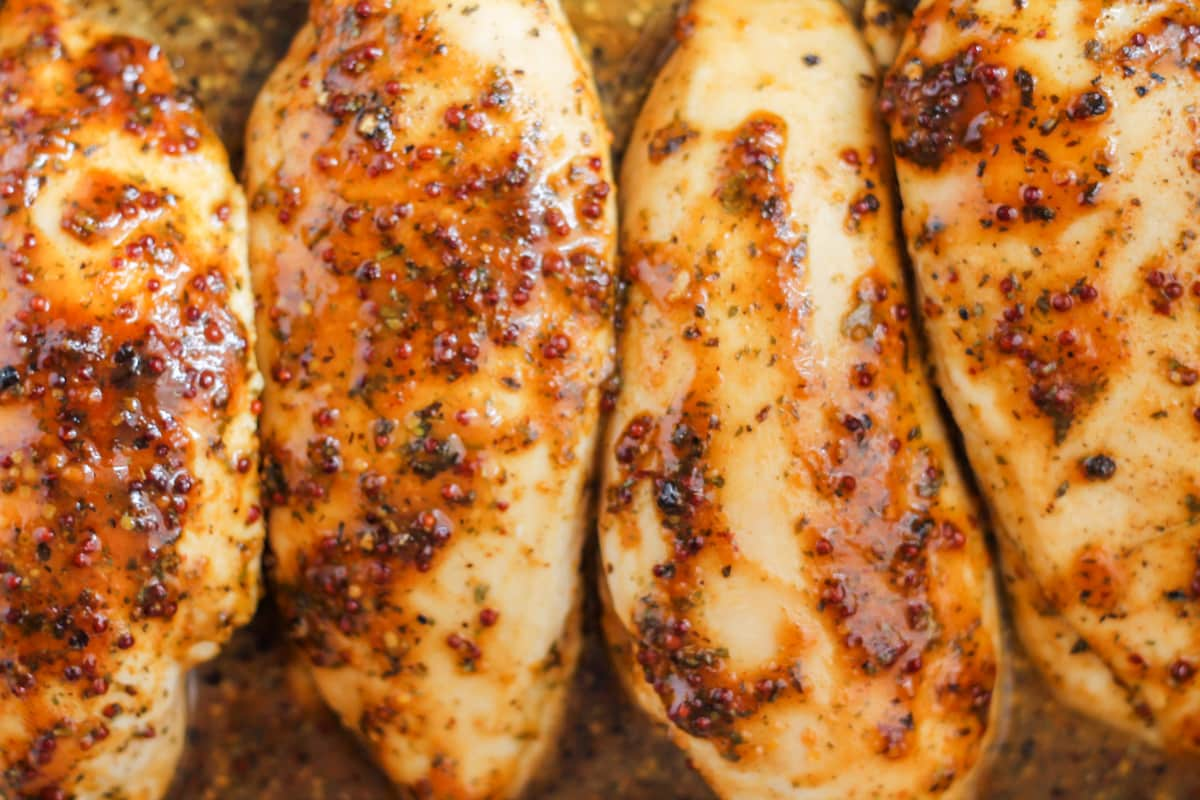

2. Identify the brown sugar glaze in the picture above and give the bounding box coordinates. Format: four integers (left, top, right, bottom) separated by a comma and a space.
63, 0, 1200, 797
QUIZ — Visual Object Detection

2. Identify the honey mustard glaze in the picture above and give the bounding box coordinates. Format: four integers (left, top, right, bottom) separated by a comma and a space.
0, 0, 1193, 798
245, 1, 617, 796
0, 1, 264, 797
883, 0, 1200, 756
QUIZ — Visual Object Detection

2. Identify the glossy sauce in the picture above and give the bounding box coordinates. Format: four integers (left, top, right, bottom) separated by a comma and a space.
607, 103, 994, 780
883, 0, 1200, 757
60, 0, 1200, 797
0, 1, 263, 796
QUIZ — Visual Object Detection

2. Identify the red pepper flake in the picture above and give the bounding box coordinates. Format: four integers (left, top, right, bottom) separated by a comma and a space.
851, 193, 880, 217
446, 632, 481, 661
1067, 90, 1109, 120
1171, 364, 1199, 386
854, 364, 875, 388
542, 333, 571, 360
941, 522, 966, 548
544, 208, 570, 237
1050, 292, 1073, 312
479, 608, 499, 627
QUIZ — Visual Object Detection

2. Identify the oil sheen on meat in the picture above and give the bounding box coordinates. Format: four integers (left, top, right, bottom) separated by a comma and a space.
600, 1, 1002, 797
883, 0, 1200, 753
245, 1, 617, 796
0, 1, 265, 797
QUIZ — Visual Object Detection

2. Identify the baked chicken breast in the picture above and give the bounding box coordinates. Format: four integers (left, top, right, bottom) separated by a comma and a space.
599, 1, 1001, 797
0, 1, 265, 798
883, 0, 1200, 752
245, 0, 616, 796
863, 0, 917, 69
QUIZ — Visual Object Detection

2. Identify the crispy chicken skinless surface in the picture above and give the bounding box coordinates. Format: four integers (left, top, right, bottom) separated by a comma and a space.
598, 1, 1002, 797
0, 1, 265, 798
883, 0, 1200, 753
245, 0, 617, 796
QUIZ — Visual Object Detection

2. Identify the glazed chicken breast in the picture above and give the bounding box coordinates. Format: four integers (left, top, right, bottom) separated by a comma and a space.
245, 1, 616, 796
598, 1, 1001, 797
0, 1, 265, 798
883, 0, 1200, 752
861, 0, 917, 68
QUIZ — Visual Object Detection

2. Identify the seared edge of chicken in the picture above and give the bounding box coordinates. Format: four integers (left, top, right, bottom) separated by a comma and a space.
882, 0, 1200, 751
0, 1, 265, 798
245, 0, 617, 796
598, 1, 1002, 797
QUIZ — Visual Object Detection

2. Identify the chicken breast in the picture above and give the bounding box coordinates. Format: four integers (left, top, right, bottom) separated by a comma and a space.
882, 0, 1200, 752
862, 0, 916, 68
244, 1, 616, 796
598, 1, 1001, 797
0, 1, 264, 798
